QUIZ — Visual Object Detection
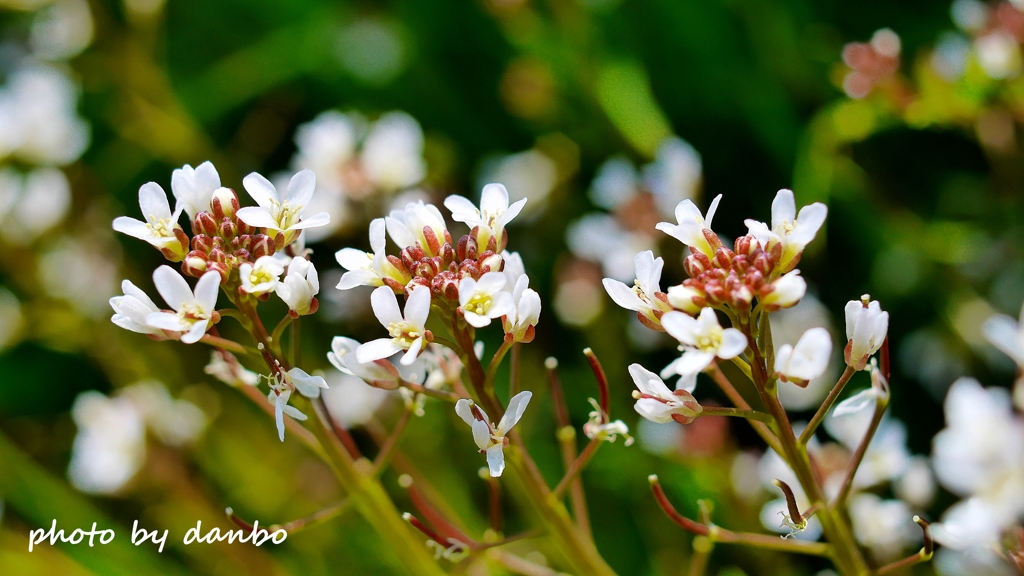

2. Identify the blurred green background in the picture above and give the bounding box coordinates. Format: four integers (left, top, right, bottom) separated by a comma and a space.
1, 0, 1021, 574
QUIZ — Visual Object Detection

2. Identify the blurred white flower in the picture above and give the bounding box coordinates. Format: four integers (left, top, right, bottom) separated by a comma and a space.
656, 194, 722, 258
459, 272, 514, 328
825, 412, 910, 491
145, 266, 220, 344
775, 327, 832, 387
205, 351, 259, 387
628, 363, 701, 424
239, 255, 283, 296
589, 156, 639, 210
0, 65, 89, 165
642, 136, 702, 217
170, 161, 221, 220
30, 0, 93, 60
120, 381, 206, 447
0, 166, 72, 245
359, 285, 431, 365
478, 149, 557, 217
68, 391, 146, 494
661, 307, 747, 376
277, 257, 319, 315
848, 493, 919, 562
744, 189, 827, 274
983, 303, 1024, 368
567, 213, 651, 282
361, 111, 425, 192
322, 371, 394, 428
455, 391, 532, 477
975, 32, 1022, 80
895, 455, 936, 510
844, 298, 889, 370
39, 236, 119, 318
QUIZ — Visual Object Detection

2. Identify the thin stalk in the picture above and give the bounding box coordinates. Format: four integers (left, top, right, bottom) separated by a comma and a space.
698, 406, 773, 424
509, 344, 521, 397
373, 407, 414, 475
399, 379, 463, 403
487, 475, 503, 533
874, 516, 934, 575
199, 334, 250, 355
270, 315, 293, 345
484, 340, 513, 393
290, 317, 300, 367
687, 536, 713, 576
547, 358, 591, 537
551, 439, 601, 499
800, 366, 856, 445
583, 348, 610, 419
708, 363, 784, 455
648, 475, 831, 558
227, 498, 351, 534
832, 399, 888, 507
307, 399, 448, 576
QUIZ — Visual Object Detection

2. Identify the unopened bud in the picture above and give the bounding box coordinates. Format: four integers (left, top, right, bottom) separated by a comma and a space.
479, 252, 502, 273
195, 212, 218, 237
211, 187, 239, 219
182, 255, 208, 277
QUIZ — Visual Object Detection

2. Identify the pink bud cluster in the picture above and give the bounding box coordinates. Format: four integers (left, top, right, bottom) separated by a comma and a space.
181, 190, 276, 282
679, 234, 788, 313
400, 225, 504, 301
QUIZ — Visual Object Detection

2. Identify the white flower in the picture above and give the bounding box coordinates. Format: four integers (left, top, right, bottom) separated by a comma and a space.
775, 327, 831, 386
67, 391, 146, 495
322, 372, 394, 428
267, 384, 307, 443
667, 285, 704, 314
109, 279, 163, 336
239, 255, 284, 296
145, 266, 220, 344
329, 336, 402, 389
459, 272, 514, 328
501, 250, 526, 287
170, 161, 221, 220
335, 218, 409, 289
361, 111, 427, 192
289, 367, 329, 398
833, 360, 888, 417
761, 270, 807, 311
277, 257, 319, 316
503, 275, 541, 343
848, 493, 919, 562
642, 136, 702, 217
655, 194, 722, 258
844, 297, 889, 370
602, 250, 673, 329
385, 200, 450, 256
236, 169, 330, 243
0, 66, 89, 166
982, 304, 1024, 368
744, 189, 827, 273
359, 286, 432, 365
205, 351, 259, 387
112, 182, 187, 260
661, 308, 748, 376
629, 363, 702, 424
455, 391, 532, 477
583, 399, 634, 446
444, 183, 527, 249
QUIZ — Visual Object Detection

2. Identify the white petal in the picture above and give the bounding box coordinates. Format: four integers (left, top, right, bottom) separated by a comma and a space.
145, 312, 188, 332
485, 444, 506, 477
242, 172, 279, 208
455, 399, 476, 427
675, 349, 716, 375
357, 338, 403, 364
770, 189, 796, 229
138, 182, 172, 221
463, 310, 491, 328
480, 183, 510, 213
472, 419, 491, 451
403, 286, 432, 329
443, 195, 480, 223
661, 311, 698, 344
628, 363, 672, 398
475, 272, 507, 295
675, 372, 698, 393
400, 337, 424, 365
152, 265, 193, 310
791, 203, 827, 245
384, 216, 416, 248
235, 207, 280, 230
287, 169, 316, 207
500, 198, 527, 226
718, 329, 749, 359
633, 250, 663, 295
833, 389, 878, 417
602, 278, 644, 312
983, 314, 1024, 365
181, 320, 210, 344
497, 391, 532, 434
193, 271, 221, 311
290, 211, 331, 230
704, 194, 723, 228
336, 269, 380, 290
111, 217, 152, 241
368, 218, 386, 253
370, 286, 403, 327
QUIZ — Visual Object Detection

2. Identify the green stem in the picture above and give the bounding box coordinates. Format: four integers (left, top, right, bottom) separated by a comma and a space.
270, 315, 293, 345
199, 334, 250, 355
551, 438, 601, 499
697, 406, 773, 424
484, 340, 513, 394
800, 366, 856, 445
832, 398, 888, 507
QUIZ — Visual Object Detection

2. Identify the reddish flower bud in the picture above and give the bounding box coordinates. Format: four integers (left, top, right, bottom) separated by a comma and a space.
211, 187, 240, 220
195, 212, 218, 237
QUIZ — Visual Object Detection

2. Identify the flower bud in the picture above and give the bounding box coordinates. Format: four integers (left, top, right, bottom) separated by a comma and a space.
211, 187, 239, 219
192, 234, 214, 254
760, 270, 806, 311
714, 247, 735, 270
684, 252, 713, 277
667, 285, 704, 314
195, 211, 218, 237
479, 251, 502, 274
251, 234, 273, 259
219, 217, 238, 240
844, 296, 888, 370
182, 254, 208, 277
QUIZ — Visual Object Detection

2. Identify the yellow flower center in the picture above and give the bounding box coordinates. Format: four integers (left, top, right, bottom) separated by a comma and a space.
270, 200, 303, 230
249, 268, 275, 286
465, 294, 492, 315
178, 302, 209, 323
146, 214, 176, 238
780, 219, 797, 234
695, 327, 723, 352
388, 321, 419, 344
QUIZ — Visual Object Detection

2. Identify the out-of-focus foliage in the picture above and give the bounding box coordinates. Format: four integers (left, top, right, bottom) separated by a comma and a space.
1, 0, 1021, 574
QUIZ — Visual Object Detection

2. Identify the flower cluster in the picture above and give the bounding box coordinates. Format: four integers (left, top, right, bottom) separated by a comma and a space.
606, 188, 896, 450
110, 161, 330, 437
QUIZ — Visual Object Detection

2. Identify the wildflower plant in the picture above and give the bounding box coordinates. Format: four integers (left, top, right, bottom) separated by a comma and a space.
109, 153, 939, 575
